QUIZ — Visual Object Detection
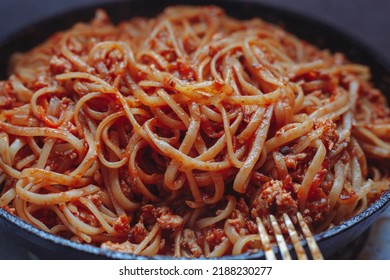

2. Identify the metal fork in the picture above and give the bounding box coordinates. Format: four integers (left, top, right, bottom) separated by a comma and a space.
256, 212, 323, 260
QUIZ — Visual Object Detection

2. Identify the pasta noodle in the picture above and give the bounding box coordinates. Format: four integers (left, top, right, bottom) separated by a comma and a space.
0, 6, 389, 257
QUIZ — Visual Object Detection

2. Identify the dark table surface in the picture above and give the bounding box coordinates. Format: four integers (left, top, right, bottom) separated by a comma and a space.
0, 0, 389, 259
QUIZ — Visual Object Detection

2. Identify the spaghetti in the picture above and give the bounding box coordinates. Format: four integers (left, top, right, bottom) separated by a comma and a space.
0, 6, 389, 257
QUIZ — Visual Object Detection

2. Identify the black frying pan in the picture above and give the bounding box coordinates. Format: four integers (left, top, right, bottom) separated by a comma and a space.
0, 0, 389, 259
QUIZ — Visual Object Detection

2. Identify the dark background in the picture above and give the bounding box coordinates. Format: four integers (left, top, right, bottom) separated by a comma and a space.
0, 0, 389, 259
0, 0, 389, 62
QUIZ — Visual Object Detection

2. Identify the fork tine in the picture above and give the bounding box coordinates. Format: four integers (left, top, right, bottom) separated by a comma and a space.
270, 214, 291, 260
283, 213, 308, 260
256, 217, 277, 260
297, 212, 324, 260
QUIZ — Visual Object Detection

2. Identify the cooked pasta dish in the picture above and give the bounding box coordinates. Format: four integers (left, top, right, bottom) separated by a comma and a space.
0, 6, 389, 257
